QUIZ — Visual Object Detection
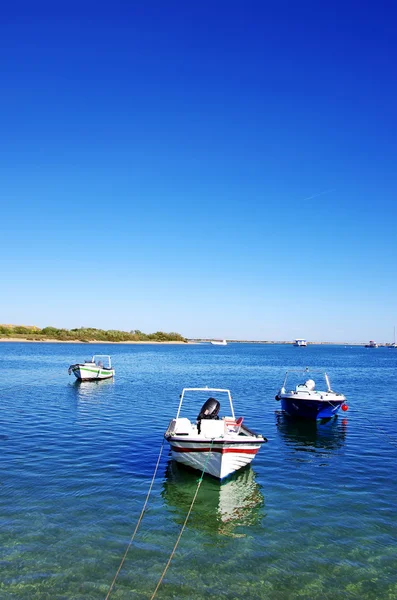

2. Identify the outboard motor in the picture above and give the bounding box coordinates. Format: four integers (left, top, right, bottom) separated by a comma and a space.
197, 397, 220, 434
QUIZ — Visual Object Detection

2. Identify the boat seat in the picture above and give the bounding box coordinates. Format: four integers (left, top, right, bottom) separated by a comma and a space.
200, 419, 225, 438
224, 416, 244, 433
174, 418, 192, 435
296, 379, 315, 392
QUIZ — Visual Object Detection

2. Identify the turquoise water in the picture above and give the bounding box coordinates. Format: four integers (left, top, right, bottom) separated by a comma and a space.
1, 342, 396, 599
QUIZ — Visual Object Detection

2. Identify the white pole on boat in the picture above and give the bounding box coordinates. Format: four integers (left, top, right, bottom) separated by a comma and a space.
176, 389, 186, 420
325, 372, 331, 392
283, 372, 288, 388
227, 390, 235, 420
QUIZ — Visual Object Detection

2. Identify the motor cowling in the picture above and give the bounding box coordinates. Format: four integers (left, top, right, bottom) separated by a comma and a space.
304, 379, 316, 391
197, 397, 220, 421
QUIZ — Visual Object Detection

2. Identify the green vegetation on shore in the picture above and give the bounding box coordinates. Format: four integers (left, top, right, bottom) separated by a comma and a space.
0, 325, 186, 343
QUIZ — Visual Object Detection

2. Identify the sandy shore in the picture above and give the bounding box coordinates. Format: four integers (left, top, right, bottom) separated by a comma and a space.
0, 338, 191, 344
0, 338, 370, 346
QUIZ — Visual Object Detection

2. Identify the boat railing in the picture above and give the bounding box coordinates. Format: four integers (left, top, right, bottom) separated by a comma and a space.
176, 387, 235, 420
91, 355, 112, 368
282, 368, 332, 392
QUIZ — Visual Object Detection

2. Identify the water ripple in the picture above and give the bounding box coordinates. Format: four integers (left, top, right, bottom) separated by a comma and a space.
0, 342, 396, 599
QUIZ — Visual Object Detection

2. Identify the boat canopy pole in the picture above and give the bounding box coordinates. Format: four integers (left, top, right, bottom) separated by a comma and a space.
176, 387, 235, 420
325, 372, 331, 391
283, 368, 334, 391
282, 367, 309, 388
92, 355, 112, 368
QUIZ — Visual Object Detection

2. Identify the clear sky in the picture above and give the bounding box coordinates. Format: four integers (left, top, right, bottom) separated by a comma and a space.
1, 1, 396, 342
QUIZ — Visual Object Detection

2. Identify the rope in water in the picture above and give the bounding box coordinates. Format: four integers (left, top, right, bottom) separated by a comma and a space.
361, 419, 397, 449
343, 408, 397, 449
149, 439, 215, 600
104, 439, 165, 600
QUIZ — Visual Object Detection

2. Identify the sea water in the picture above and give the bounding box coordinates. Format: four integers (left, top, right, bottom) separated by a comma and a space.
0, 342, 396, 599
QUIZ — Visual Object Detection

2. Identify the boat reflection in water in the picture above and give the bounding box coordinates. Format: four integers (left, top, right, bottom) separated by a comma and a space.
69, 377, 115, 401
162, 461, 264, 537
275, 413, 347, 452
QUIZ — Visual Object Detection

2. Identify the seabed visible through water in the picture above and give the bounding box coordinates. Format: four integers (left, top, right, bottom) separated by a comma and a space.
1, 342, 396, 599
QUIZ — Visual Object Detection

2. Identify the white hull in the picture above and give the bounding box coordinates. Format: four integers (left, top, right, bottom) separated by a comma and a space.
210, 340, 227, 346
168, 439, 263, 479
165, 387, 266, 480
278, 390, 345, 402
72, 365, 114, 380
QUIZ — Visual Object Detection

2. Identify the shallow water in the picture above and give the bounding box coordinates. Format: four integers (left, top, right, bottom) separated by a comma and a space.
0, 342, 396, 599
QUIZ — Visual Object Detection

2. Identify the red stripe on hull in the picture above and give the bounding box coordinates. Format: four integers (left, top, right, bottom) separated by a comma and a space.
171, 446, 259, 455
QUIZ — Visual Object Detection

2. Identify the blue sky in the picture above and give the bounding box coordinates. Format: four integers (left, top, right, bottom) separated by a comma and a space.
1, 1, 396, 342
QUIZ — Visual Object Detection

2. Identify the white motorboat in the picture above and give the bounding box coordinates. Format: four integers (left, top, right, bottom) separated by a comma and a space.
293, 339, 307, 347
164, 387, 267, 479
210, 340, 227, 346
68, 355, 115, 381
275, 369, 348, 419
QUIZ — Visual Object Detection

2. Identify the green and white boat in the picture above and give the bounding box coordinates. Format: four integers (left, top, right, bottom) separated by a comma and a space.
68, 355, 115, 381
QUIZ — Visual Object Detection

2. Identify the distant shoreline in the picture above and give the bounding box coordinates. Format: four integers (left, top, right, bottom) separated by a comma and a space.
0, 337, 374, 346
0, 338, 191, 344
192, 340, 377, 346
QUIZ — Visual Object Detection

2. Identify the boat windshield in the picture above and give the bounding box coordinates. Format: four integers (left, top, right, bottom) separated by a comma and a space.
92, 355, 112, 369
282, 369, 331, 392
175, 388, 235, 421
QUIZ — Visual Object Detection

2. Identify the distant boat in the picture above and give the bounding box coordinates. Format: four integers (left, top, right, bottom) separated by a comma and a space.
365, 340, 378, 348
389, 327, 397, 348
275, 369, 348, 419
68, 355, 115, 380
293, 339, 307, 347
210, 339, 227, 346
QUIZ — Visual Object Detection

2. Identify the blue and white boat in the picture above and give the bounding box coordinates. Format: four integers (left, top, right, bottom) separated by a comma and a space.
293, 338, 307, 347
275, 369, 348, 419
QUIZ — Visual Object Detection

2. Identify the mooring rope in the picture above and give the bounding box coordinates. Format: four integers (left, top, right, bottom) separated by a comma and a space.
104, 439, 165, 600
342, 407, 397, 450
361, 418, 397, 450
149, 439, 215, 600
